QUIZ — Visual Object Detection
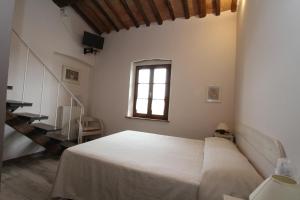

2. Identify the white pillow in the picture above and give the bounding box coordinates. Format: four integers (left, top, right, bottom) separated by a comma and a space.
198, 137, 263, 200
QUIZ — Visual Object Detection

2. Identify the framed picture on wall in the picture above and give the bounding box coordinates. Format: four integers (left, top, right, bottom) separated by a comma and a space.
207, 86, 221, 103
62, 65, 80, 85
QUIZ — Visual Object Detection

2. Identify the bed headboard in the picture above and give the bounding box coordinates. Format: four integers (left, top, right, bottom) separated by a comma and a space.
235, 123, 286, 178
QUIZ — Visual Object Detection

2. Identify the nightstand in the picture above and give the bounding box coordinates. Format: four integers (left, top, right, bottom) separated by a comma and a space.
214, 132, 234, 142
223, 194, 245, 200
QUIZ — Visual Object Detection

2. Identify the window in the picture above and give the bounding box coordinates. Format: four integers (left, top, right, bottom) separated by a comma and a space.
133, 64, 171, 120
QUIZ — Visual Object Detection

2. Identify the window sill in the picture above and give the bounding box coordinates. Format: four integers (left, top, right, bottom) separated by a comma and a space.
125, 116, 170, 123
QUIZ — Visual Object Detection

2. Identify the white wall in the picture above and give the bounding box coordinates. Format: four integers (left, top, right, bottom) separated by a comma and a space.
235, 0, 300, 178
4, 0, 94, 161
90, 12, 237, 139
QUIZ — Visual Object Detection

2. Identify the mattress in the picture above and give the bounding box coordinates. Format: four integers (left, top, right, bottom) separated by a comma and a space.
52, 130, 205, 200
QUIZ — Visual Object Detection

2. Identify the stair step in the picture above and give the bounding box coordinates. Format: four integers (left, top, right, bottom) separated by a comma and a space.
47, 133, 68, 141
15, 112, 48, 121
7, 86, 13, 90
33, 123, 61, 132
61, 141, 77, 148
7, 100, 32, 108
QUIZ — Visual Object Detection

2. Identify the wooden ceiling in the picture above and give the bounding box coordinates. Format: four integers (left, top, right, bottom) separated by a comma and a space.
54, 0, 237, 35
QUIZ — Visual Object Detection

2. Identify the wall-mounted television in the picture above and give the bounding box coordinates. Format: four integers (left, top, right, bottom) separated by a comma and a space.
82, 31, 104, 50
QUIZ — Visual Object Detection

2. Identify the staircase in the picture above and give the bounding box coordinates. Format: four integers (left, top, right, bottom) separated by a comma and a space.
5, 30, 85, 154
6, 100, 75, 154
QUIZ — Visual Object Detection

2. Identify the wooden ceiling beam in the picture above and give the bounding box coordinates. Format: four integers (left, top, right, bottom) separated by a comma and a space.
119, 0, 139, 28
80, 1, 111, 33
197, 0, 206, 18
164, 0, 175, 21
91, 0, 119, 32
71, 4, 102, 35
231, 0, 237, 12
133, 0, 150, 26
148, 0, 163, 25
182, 0, 190, 19
212, 0, 221, 16
70, 0, 231, 34
103, 0, 129, 30
89, 11, 111, 34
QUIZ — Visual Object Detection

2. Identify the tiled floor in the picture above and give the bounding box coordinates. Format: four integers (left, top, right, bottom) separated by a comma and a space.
0, 154, 60, 200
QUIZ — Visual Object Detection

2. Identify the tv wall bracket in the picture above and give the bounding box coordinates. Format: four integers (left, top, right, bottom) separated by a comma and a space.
84, 48, 98, 55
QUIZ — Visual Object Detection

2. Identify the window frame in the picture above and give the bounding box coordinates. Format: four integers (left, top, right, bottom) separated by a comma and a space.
133, 64, 171, 120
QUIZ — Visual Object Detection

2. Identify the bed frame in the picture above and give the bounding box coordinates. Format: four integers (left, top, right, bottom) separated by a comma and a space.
235, 123, 286, 178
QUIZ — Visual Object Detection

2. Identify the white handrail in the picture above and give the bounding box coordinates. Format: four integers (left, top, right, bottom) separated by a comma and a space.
39, 65, 46, 117
12, 29, 85, 112
78, 108, 83, 144
68, 97, 73, 140
54, 83, 60, 129
21, 48, 29, 103
12, 29, 85, 142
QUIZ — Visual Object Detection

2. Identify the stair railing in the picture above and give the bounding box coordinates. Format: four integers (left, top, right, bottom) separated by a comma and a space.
12, 29, 84, 143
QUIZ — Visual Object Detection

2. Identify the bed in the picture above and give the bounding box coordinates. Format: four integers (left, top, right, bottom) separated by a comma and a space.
52, 126, 285, 200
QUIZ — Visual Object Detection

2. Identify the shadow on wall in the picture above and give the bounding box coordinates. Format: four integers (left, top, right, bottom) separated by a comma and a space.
3, 125, 44, 161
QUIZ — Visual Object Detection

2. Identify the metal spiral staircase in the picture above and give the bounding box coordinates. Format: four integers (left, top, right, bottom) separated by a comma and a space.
5, 30, 85, 154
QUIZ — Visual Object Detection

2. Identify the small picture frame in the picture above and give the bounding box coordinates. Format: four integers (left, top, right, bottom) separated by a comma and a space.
207, 86, 221, 103
62, 65, 80, 85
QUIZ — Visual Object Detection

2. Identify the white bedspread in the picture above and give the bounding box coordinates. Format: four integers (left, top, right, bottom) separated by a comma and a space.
52, 131, 204, 200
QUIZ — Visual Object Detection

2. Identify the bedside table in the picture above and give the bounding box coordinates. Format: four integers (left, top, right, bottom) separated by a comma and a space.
214, 132, 234, 142
223, 194, 245, 200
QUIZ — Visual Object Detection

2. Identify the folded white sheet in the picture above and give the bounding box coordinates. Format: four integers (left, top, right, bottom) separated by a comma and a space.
198, 137, 263, 200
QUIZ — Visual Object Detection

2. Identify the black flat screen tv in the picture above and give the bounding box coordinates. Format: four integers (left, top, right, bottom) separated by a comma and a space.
82, 31, 104, 49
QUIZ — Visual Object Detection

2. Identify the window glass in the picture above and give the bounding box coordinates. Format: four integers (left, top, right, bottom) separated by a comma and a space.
152, 100, 165, 115
154, 68, 167, 83
137, 84, 149, 99
152, 84, 166, 99
136, 99, 148, 114
138, 69, 150, 83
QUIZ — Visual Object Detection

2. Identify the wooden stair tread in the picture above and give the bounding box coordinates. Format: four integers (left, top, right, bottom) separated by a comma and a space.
33, 123, 61, 132
7, 100, 32, 107
7, 86, 13, 90
60, 141, 77, 148
6, 107, 77, 154
15, 112, 48, 120
47, 133, 68, 141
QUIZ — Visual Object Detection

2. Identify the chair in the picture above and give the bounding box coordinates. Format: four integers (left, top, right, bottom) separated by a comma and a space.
78, 116, 104, 143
